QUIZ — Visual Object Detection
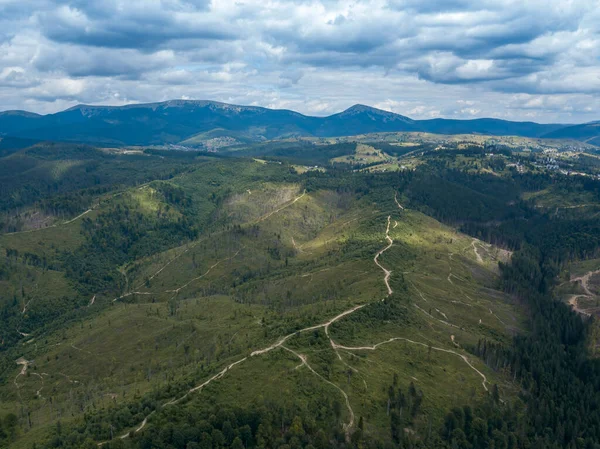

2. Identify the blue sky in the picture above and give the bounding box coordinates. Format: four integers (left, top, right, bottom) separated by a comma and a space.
0, 0, 599, 122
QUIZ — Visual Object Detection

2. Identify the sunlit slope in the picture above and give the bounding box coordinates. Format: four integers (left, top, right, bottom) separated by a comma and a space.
3, 178, 523, 447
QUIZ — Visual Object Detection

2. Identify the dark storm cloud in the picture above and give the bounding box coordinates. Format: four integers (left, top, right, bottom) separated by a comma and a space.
32, 45, 176, 79
35, 2, 236, 50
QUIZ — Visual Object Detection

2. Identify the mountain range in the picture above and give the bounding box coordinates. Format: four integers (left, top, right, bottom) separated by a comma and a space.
0, 100, 598, 147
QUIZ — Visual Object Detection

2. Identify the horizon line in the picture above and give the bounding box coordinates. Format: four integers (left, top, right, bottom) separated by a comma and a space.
1, 99, 595, 125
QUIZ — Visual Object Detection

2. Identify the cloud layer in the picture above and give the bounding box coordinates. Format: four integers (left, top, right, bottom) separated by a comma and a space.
0, 0, 599, 122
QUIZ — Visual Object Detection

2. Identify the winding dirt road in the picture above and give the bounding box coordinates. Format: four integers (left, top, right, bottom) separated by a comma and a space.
14, 358, 29, 389
471, 239, 484, 264
332, 336, 488, 391
282, 346, 355, 434
569, 295, 592, 317
394, 193, 404, 210
568, 269, 600, 316
96, 197, 490, 444
13, 357, 47, 401
573, 270, 600, 297
373, 216, 394, 296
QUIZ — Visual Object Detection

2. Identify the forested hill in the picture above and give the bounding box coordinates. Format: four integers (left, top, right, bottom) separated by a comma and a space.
0, 100, 581, 146
543, 121, 600, 146
3, 140, 600, 449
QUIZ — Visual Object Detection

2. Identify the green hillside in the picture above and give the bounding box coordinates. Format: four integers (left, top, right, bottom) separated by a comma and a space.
543, 121, 600, 145
1, 139, 600, 449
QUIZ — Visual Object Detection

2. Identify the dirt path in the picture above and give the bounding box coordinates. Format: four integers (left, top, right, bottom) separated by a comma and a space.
14, 358, 29, 389
63, 209, 93, 225
471, 239, 484, 264
291, 237, 303, 253
6, 201, 97, 236
71, 343, 93, 355
166, 247, 244, 295
288, 222, 394, 370
133, 238, 209, 290
450, 335, 459, 347
96, 196, 488, 444
22, 298, 33, 315
101, 412, 155, 444
394, 193, 404, 210
332, 337, 488, 391
58, 372, 78, 384
163, 357, 250, 407
135, 414, 151, 432
410, 280, 428, 303
446, 254, 469, 285
568, 269, 600, 316
373, 216, 394, 296
409, 278, 461, 328
251, 304, 367, 358
447, 254, 454, 285
118, 266, 129, 294
13, 357, 47, 401
256, 190, 306, 223
112, 247, 244, 302
100, 276, 485, 446
489, 308, 507, 326
569, 295, 592, 317
435, 308, 449, 320
113, 188, 305, 301
4, 186, 131, 236
413, 303, 460, 329
341, 217, 360, 228
98, 301, 369, 445
3, 184, 142, 236
112, 291, 153, 302
572, 269, 600, 297
98, 357, 247, 446
31, 372, 45, 398
282, 346, 355, 438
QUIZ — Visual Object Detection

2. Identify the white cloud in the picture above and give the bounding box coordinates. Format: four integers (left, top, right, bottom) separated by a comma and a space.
0, 0, 597, 122
0, 67, 38, 87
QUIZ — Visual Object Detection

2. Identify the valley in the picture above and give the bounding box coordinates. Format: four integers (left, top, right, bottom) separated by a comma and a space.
0, 135, 599, 449
2, 1, 600, 447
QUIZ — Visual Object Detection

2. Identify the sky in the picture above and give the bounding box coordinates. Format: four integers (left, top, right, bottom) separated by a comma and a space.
0, 0, 599, 123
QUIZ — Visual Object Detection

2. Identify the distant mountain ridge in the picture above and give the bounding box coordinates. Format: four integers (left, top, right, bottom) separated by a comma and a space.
542, 121, 600, 146
0, 100, 596, 146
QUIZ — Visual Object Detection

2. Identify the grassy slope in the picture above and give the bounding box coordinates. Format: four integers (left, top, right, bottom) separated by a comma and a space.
331, 143, 391, 165
1, 169, 524, 447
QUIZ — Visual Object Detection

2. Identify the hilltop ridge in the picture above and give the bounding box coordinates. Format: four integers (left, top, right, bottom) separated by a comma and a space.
0, 99, 595, 146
